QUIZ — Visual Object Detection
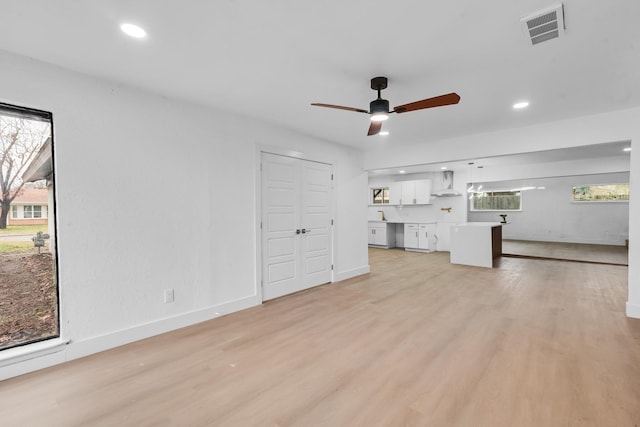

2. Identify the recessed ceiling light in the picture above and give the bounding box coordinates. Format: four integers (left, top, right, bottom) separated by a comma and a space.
623, 147, 632, 152
379, 131, 389, 136
120, 23, 147, 38
399, 170, 406, 174
513, 101, 530, 110
440, 166, 448, 170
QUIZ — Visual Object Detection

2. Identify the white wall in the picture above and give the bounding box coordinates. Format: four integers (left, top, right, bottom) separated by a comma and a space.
0, 49, 368, 379
364, 107, 640, 319
468, 173, 630, 245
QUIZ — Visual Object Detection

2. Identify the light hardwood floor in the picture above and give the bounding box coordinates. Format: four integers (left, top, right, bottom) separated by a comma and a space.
502, 239, 629, 265
1, 248, 639, 426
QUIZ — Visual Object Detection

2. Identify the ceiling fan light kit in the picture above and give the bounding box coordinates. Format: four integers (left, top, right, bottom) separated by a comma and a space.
311, 76, 460, 136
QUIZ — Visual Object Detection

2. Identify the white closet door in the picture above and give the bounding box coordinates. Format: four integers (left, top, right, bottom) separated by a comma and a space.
262, 153, 301, 300
300, 160, 332, 288
261, 153, 332, 301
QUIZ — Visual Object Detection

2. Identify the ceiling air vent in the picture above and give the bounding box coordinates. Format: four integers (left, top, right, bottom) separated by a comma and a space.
521, 4, 565, 45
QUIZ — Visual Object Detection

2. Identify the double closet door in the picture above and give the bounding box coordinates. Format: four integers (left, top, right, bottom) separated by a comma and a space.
261, 152, 333, 301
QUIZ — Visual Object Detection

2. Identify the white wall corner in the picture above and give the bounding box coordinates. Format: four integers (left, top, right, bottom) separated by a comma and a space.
626, 301, 640, 319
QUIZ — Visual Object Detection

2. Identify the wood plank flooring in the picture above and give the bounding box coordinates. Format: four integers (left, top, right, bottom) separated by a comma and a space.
502, 239, 629, 265
1, 248, 639, 426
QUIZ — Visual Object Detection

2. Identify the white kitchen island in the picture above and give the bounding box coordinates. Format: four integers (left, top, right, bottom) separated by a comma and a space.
450, 222, 503, 268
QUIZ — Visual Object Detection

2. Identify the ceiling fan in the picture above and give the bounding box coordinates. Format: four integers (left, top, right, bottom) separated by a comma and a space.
311, 77, 460, 136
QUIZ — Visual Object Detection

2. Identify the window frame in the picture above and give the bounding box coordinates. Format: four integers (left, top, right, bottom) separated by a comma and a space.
371, 187, 390, 205
0, 101, 59, 351
469, 190, 523, 212
571, 183, 630, 203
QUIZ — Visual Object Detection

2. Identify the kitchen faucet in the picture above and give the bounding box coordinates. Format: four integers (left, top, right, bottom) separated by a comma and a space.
377, 210, 386, 221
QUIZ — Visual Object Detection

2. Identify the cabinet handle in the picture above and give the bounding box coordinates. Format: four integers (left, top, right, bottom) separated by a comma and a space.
301, 228, 309, 234
296, 229, 301, 234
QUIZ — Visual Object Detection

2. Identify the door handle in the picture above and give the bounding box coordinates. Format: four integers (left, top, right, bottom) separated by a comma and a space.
301, 228, 309, 234
296, 229, 301, 234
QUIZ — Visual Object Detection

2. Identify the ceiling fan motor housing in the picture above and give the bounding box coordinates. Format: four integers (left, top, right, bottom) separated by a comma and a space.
370, 98, 390, 114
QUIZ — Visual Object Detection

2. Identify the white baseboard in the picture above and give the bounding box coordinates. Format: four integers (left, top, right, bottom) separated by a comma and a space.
334, 265, 370, 282
0, 295, 259, 381
66, 295, 258, 361
0, 338, 69, 380
626, 302, 640, 319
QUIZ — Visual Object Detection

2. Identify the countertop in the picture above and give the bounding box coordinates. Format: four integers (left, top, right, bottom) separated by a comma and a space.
453, 222, 503, 227
368, 220, 437, 224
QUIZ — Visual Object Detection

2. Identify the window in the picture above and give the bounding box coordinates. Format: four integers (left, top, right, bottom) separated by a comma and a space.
1, 102, 57, 352
371, 187, 389, 204
470, 190, 522, 211
572, 183, 629, 202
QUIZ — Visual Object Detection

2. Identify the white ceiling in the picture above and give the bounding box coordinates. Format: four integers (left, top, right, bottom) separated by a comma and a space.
0, 1, 639, 151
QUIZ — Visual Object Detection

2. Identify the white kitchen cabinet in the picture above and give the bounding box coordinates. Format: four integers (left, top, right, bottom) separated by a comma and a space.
398, 180, 432, 205
414, 180, 431, 204
388, 182, 402, 205
368, 222, 396, 248
379, 179, 432, 205
404, 224, 419, 248
418, 224, 432, 250
404, 222, 435, 252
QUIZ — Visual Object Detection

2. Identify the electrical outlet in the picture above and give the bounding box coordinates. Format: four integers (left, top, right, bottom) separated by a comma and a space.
164, 289, 175, 303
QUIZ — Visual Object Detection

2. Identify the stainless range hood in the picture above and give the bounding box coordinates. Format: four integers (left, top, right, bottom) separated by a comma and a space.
431, 170, 462, 197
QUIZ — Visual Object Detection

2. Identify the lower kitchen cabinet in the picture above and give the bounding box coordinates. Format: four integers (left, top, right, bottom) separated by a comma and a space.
404, 223, 436, 252
368, 222, 396, 248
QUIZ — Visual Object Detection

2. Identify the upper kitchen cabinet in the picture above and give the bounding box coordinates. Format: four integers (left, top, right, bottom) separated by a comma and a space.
370, 179, 432, 205
399, 179, 432, 205
389, 182, 402, 205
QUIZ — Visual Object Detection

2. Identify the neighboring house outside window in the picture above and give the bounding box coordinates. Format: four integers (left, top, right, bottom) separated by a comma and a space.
6, 187, 48, 226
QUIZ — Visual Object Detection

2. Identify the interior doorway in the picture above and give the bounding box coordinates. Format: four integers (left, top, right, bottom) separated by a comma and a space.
261, 152, 333, 301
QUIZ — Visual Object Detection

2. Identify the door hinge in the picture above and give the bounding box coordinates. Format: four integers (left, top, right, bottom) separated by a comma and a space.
260, 221, 263, 229
331, 219, 334, 226
331, 264, 334, 270
331, 173, 334, 181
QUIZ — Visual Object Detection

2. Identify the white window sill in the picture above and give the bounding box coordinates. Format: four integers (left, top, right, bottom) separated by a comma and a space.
0, 338, 69, 368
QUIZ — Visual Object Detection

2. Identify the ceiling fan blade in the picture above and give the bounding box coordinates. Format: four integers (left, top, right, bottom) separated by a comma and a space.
393, 93, 461, 114
311, 103, 369, 114
367, 121, 382, 136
